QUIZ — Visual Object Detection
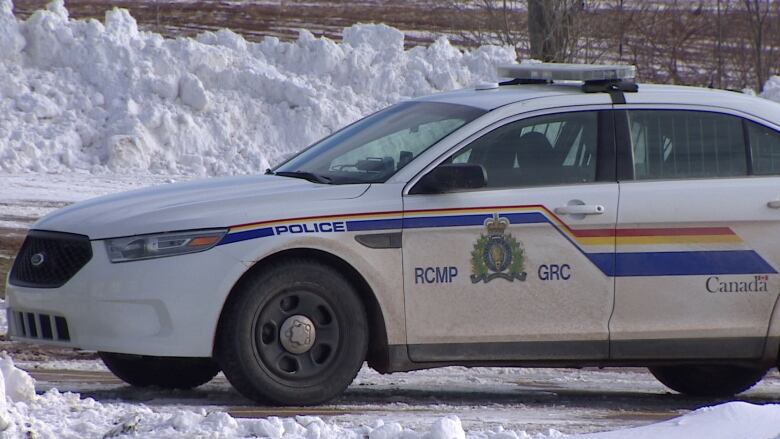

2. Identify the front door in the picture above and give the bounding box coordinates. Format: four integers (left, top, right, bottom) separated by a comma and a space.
403, 110, 618, 362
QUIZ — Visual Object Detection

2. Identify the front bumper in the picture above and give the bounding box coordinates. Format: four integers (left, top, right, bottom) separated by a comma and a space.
5, 240, 247, 357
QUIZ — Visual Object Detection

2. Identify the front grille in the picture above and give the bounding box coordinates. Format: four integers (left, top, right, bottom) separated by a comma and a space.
11, 311, 71, 342
9, 230, 92, 288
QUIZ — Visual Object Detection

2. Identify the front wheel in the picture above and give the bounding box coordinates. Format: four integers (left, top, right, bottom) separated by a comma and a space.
216, 259, 368, 406
99, 352, 220, 389
649, 364, 767, 397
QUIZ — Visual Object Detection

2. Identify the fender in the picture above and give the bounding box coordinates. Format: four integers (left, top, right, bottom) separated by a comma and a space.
213, 233, 405, 353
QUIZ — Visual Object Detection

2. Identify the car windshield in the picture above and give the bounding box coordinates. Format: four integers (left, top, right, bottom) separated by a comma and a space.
273, 101, 486, 184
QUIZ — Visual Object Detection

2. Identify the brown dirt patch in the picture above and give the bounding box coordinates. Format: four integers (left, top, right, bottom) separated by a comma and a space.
0, 228, 26, 299
0, 336, 99, 361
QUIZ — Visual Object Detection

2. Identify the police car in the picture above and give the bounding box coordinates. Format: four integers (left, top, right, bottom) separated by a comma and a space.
7, 64, 780, 405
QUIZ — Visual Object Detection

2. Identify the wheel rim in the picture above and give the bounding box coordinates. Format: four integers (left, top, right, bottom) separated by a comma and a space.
253, 288, 340, 382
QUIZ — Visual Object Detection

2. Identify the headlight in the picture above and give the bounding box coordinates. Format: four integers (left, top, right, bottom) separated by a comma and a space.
105, 229, 227, 263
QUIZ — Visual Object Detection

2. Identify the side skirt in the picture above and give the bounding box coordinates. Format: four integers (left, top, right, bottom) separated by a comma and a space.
409, 340, 607, 362
382, 337, 778, 373
611, 337, 766, 360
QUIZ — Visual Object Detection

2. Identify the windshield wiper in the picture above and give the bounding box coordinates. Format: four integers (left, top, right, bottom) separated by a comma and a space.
272, 170, 332, 184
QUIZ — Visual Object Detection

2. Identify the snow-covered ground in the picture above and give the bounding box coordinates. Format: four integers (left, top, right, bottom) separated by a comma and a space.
3, 0, 780, 437
0, 352, 777, 438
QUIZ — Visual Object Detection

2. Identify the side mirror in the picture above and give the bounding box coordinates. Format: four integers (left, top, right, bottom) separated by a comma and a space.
410, 163, 487, 194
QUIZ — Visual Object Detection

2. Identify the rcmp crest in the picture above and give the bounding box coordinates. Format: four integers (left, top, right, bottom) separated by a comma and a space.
470, 213, 527, 283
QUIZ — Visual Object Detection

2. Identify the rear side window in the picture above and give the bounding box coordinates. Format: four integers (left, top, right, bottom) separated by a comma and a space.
628, 110, 747, 180
747, 122, 780, 175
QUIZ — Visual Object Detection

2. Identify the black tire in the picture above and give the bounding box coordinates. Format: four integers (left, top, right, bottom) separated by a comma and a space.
99, 352, 220, 389
216, 259, 368, 406
649, 364, 767, 397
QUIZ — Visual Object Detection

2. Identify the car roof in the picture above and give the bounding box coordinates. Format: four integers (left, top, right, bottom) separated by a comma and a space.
413, 82, 780, 122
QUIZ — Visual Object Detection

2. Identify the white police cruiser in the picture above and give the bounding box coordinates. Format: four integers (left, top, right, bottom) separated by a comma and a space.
7, 64, 780, 405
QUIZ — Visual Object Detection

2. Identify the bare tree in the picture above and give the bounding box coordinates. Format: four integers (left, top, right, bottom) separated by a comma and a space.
477, 0, 526, 50
438, 0, 584, 62
528, 0, 583, 62
583, 0, 640, 65
434, 0, 776, 89
436, 0, 527, 57
616, 0, 628, 61
628, 1, 709, 84
715, 0, 726, 88
742, 0, 774, 91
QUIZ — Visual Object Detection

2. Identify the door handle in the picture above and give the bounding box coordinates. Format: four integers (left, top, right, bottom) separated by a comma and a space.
768, 200, 780, 209
554, 204, 605, 215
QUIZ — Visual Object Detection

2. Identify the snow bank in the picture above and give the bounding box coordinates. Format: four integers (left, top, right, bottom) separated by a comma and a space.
0, 354, 776, 438
761, 76, 780, 103
0, 356, 531, 438
0, 355, 35, 430
0, 0, 514, 177
578, 401, 780, 439
0, 300, 7, 336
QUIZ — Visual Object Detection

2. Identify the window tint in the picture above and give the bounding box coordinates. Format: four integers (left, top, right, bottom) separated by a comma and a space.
748, 122, 780, 175
447, 112, 598, 188
628, 110, 746, 180
276, 101, 485, 184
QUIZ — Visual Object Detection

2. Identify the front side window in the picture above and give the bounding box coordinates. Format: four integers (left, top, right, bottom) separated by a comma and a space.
628, 110, 747, 180
445, 111, 599, 188
748, 121, 780, 175
274, 101, 485, 184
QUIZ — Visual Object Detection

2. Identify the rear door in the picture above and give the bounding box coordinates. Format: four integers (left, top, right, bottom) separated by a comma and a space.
403, 108, 619, 362
610, 108, 780, 360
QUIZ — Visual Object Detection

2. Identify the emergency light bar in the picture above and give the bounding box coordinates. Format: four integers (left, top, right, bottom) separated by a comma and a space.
497, 63, 636, 82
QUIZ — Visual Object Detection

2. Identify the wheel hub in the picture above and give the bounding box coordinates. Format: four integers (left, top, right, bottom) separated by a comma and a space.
279, 315, 316, 354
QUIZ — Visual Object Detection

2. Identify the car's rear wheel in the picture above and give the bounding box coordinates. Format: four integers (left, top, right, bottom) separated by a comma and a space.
649, 364, 767, 397
99, 352, 219, 389
216, 259, 368, 405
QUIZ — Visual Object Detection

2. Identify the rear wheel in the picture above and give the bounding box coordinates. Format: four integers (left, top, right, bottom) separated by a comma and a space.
649, 365, 767, 397
99, 352, 219, 389
216, 259, 368, 406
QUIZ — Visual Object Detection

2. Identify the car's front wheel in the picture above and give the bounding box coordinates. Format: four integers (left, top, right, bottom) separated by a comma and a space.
649, 364, 767, 397
99, 352, 220, 389
216, 259, 368, 405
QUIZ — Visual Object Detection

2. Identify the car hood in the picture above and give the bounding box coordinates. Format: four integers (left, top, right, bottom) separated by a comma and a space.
33, 175, 370, 240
